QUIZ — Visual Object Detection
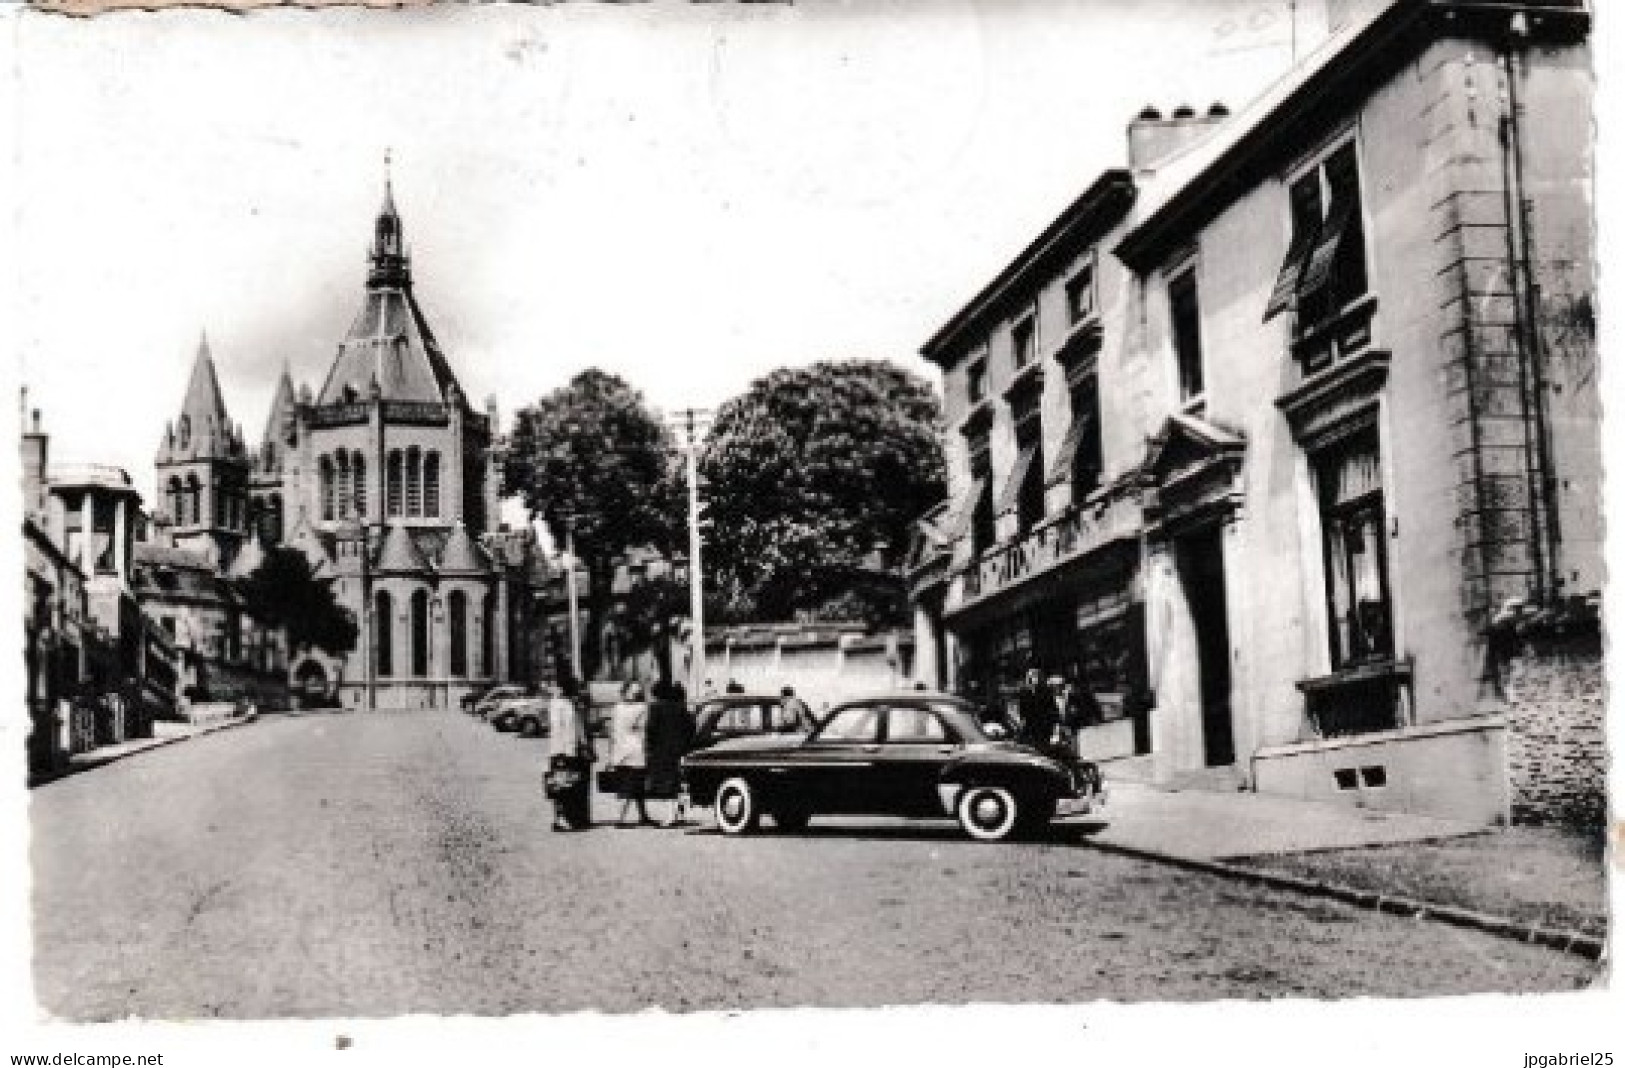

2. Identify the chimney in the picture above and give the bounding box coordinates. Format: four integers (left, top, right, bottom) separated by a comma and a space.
20, 403, 49, 522
1127, 103, 1230, 174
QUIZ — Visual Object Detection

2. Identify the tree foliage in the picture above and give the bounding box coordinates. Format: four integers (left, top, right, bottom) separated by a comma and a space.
234, 546, 358, 657
504, 369, 681, 677
699, 360, 946, 625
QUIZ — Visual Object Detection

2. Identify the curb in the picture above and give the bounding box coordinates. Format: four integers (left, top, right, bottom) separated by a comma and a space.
1082, 837, 1606, 962
29, 715, 257, 788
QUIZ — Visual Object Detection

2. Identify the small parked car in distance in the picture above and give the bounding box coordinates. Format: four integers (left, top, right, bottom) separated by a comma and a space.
488, 696, 540, 733
474, 685, 529, 720
681, 693, 1105, 842
514, 698, 552, 738
691, 693, 816, 751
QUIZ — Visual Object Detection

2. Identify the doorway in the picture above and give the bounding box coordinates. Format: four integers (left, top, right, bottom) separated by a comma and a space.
1176, 525, 1234, 767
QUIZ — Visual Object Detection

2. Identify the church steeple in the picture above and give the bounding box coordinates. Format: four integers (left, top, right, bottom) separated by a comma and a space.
368, 153, 410, 290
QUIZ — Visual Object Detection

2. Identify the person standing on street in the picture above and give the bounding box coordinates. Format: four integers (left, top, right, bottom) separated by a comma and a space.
607, 680, 653, 827
546, 675, 595, 832
645, 680, 695, 828
779, 685, 814, 733
1016, 668, 1058, 752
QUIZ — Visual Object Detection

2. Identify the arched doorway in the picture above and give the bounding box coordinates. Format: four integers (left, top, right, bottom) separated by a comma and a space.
294, 659, 330, 706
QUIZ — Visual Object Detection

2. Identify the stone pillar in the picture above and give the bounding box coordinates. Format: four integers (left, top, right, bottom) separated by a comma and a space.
912, 605, 940, 689
368, 395, 385, 526
447, 391, 466, 524
113, 496, 128, 583
493, 577, 510, 682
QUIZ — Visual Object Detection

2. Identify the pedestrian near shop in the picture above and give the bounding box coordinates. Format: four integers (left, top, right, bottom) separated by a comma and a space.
545, 676, 595, 831
606, 680, 652, 827
1016, 668, 1058, 752
645, 680, 695, 828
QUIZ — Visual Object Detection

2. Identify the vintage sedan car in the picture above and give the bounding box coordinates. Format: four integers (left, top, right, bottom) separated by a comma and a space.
691, 693, 816, 750
489, 696, 543, 733
681, 694, 1105, 842
474, 685, 529, 720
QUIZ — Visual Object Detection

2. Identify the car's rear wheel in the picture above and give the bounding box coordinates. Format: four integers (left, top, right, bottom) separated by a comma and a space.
772, 806, 810, 833
714, 777, 759, 835
956, 785, 1021, 842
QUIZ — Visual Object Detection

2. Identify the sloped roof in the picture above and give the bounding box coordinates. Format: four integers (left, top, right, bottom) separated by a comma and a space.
438, 522, 491, 575
180, 333, 231, 433
316, 187, 466, 407
160, 333, 245, 463
375, 522, 431, 574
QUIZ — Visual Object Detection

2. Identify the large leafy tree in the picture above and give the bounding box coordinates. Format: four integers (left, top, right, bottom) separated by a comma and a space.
234, 547, 358, 657
700, 360, 946, 625
505, 369, 681, 679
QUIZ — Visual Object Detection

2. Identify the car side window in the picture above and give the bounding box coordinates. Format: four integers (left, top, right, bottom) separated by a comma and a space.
815, 706, 882, 743
887, 707, 948, 743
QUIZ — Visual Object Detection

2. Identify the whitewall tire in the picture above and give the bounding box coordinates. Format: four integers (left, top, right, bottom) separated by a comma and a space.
714, 777, 759, 835
956, 785, 1020, 842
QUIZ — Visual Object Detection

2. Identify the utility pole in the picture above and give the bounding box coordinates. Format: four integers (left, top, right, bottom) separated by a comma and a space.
671, 409, 712, 697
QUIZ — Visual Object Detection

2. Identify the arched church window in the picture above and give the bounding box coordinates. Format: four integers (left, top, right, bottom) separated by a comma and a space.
406, 448, 422, 518
352, 452, 367, 517
410, 589, 429, 677
167, 478, 182, 525
319, 455, 335, 522
335, 452, 351, 521
387, 450, 403, 518
374, 590, 393, 677
424, 452, 441, 518
268, 494, 284, 544
449, 589, 467, 677
186, 475, 202, 526
479, 592, 494, 678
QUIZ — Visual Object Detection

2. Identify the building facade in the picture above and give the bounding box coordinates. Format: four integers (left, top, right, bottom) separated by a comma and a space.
912, 0, 1597, 824
146, 177, 542, 710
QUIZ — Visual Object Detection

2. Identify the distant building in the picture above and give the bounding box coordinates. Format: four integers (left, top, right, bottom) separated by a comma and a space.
151, 174, 543, 710
913, 0, 1597, 824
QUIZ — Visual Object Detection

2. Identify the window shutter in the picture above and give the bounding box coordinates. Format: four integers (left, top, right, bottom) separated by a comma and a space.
995, 444, 1039, 515
1047, 416, 1091, 486
941, 475, 988, 539
1263, 223, 1318, 320
1297, 194, 1358, 302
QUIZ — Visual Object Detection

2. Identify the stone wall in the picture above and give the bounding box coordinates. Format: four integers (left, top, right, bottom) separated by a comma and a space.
1501, 628, 1606, 828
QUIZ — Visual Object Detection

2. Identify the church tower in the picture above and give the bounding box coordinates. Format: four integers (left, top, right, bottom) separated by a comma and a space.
154, 333, 252, 568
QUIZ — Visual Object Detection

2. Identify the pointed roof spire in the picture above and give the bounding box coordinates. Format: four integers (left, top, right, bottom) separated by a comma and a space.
175, 330, 234, 456
381, 147, 398, 219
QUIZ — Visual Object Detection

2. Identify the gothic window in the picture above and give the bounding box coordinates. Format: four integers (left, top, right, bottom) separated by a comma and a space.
410, 589, 430, 677
352, 452, 367, 517
424, 452, 441, 518
1314, 426, 1392, 669
335, 453, 351, 521
186, 475, 202, 527
374, 590, 393, 676
319, 455, 335, 522
406, 448, 422, 518
449, 589, 467, 677
268, 493, 284, 544
479, 593, 494, 678
387, 450, 404, 518
166, 478, 182, 524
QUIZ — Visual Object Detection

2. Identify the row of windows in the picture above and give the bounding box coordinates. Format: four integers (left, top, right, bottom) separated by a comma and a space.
164, 475, 249, 532
319, 448, 444, 522
372, 588, 494, 679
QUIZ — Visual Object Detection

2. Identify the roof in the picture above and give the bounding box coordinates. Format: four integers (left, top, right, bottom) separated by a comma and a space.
922, 169, 1136, 367
375, 522, 431, 574
438, 522, 491, 575
259, 368, 297, 459
1116, 0, 1590, 270
316, 188, 467, 407
159, 333, 246, 464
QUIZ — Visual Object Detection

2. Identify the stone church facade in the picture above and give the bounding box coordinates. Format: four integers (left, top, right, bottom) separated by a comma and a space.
149, 178, 542, 710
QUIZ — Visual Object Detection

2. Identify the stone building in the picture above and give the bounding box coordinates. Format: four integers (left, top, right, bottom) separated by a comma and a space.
153, 176, 542, 710
912, 0, 1597, 824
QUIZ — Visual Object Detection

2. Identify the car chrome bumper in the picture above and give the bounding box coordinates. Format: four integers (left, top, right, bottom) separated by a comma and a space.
1057, 784, 1106, 818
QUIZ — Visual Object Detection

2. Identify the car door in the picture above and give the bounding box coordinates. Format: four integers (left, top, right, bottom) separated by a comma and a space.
781, 703, 884, 813
872, 705, 962, 816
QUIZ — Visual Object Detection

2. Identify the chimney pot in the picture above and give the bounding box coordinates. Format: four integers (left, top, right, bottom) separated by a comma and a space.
1208, 102, 1231, 118
1137, 105, 1162, 121
1172, 104, 1197, 120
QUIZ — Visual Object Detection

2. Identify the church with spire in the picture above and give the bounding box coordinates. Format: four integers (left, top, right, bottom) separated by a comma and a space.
142, 172, 542, 710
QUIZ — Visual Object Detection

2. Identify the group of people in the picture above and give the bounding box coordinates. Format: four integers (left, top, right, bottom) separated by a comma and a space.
989, 667, 1102, 759
543, 677, 697, 832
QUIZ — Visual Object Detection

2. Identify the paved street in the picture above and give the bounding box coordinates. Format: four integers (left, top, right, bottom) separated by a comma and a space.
32, 712, 1596, 1020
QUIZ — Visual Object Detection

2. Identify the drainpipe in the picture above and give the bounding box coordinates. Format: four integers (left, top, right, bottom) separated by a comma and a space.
1497, 14, 1563, 605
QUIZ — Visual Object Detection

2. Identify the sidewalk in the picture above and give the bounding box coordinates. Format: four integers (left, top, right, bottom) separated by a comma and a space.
30, 714, 258, 787
1079, 781, 1608, 959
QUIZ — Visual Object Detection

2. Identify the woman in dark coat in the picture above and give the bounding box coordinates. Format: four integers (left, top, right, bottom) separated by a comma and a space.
644, 681, 695, 828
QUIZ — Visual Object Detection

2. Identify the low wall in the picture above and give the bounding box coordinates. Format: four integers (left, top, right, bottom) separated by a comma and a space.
1252, 716, 1509, 825
1501, 629, 1606, 828
706, 631, 911, 712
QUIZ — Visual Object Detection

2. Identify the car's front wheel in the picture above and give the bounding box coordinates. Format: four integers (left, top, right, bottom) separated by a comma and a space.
714, 777, 760, 835
955, 785, 1021, 842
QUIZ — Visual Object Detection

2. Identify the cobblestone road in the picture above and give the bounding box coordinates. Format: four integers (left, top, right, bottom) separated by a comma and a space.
31, 711, 1598, 1019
